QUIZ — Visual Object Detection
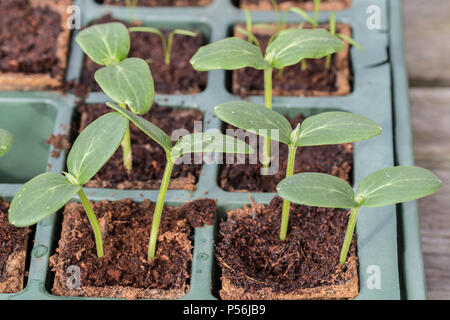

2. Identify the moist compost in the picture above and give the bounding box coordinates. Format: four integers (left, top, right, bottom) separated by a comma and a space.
216, 197, 358, 299
80, 14, 207, 94
50, 198, 216, 299
0, 200, 29, 293
0, 0, 63, 77
47, 133, 71, 158
232, 24, 351, 97
220, 113, 353, 192
102, 0, 212, 6
76, 103, 203, 190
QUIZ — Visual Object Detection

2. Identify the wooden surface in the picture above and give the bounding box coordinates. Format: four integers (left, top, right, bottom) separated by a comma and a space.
404, 0, 450, 300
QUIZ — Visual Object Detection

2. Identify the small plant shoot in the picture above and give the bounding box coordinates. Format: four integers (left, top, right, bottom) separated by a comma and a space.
325, 12, 364, 70
277, 166, 442, 265
76, 22, 155, 175
191, 28, 345, 168
0, 128, 12, 157
214, 101, 382, 240
129, 27, 197, 65
106, 102, 254, 260
9, 112, 129, 258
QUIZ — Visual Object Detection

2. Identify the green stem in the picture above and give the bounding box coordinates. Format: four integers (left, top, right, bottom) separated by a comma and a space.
166, 32, 174, 65
148, 158, 174, 260
78, 189, 104, 258
325, 54, 331, 70
262, 68, 273, 169
119, 104, 132, 175
280, 145, 297, 240
339, 206, 360, 265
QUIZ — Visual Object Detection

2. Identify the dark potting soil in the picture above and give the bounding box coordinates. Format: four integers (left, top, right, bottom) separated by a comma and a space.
220, 113, 353, 192
216, 196, 356, 294
76, 103, 203, 190
50, 199, 216, 297
47, 133, 71, 158
79, 14, 207, 94
0, 0, 63, 76
232, 24, 350, 97
0, 200, 29, 284
102, 0, 212, 6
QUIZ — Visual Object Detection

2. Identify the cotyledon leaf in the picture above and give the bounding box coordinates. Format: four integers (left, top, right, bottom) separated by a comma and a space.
214, 101, 292, 145
190, 37, 271, 71
9, 173, 81, 227
0, 128, 13, 157
67, 112, 129, 185
265, 28, 345, 69
171, 132, 254, 160
356, 166, 442, 207
75, 22, 130, 66
277, 173, 358, 209
95, 57, 154, 115
295, 112, 382, 147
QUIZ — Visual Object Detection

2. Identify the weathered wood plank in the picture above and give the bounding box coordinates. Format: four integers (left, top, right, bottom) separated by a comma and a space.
404, 0, 450, 86
410, 88, 450, 299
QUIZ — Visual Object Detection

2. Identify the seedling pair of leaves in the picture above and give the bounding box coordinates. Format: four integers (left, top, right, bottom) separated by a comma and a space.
104, 102, 253, 260
9, 112, 131, 258
214, 101, 382, 240
0, 128, 12, 157
277, 166, 442, 265
76, 22, 154, 176
191, 27, 345, 167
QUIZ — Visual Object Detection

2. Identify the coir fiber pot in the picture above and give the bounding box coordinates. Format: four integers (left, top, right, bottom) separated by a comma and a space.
0, 0, 423, 300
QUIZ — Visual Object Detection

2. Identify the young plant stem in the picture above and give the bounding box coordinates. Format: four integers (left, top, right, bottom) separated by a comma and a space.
119, 104, 133, 175
279, 145, 297, 240
148, 158, 174, 260
339, 206, 360, 265
262, 68, 273, 169
78, 189, 104, 258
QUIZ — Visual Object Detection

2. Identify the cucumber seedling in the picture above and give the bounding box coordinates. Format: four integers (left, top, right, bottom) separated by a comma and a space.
129, 27, 197, 65
76, 22, 154, 175
106, 103, 254, 260
191, 27, 344, 170
8, 112, 130, 258
277, 166, 442, 265
214, 101, 382, 240
0, 128, 12, 157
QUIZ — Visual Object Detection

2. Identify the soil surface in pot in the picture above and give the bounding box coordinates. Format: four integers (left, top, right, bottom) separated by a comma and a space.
79, 14, 207, 94
102, 0, 212, 6
232, 23, 351, 97
220, 113, 353, 192
50, 198, 216, 299
216, 196, 358, 299
0, 200, 30, 293
75, 103, 203, 190
0, 0, 63, 77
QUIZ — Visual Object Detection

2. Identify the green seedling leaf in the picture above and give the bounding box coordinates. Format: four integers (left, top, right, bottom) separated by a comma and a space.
0, 128, 13, 157
76, 22, 130, 66
190, 37, 271, 71
338, 33, 365, 52
171, 132, 254, 159
95, 58, 154, 114
9, 173, 81, 227
67, 112, 129, 185
265, 28, 345, 69
289, 7, 317, 27
277, 172, 358, 209
173, 29, 197, 37
296, 112, 382, 147
106, 102, 173, 153
214, 101, 292, 145
357, 166, 442, 207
